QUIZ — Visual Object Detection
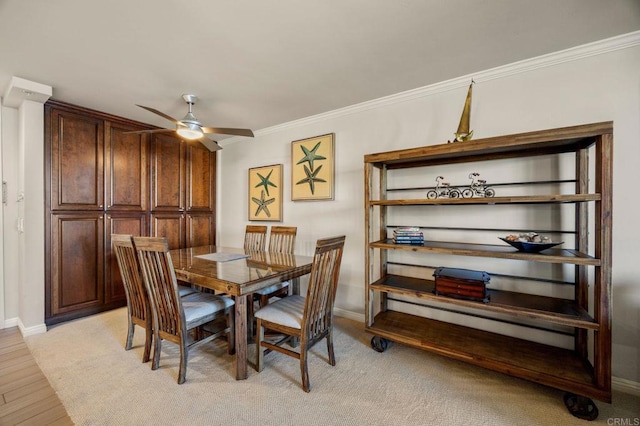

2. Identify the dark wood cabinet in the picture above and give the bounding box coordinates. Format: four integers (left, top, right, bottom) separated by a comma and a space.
105, 122, 149, 211
149, 135, 216, 250
186, 143, 215, 212
49, 108, 104, 211
45, 100, 216, 326
48, 213, 104, 319
105, 213, 148, 303
186, 213, 215, 248
150, 133, 185, 211
151, 212, 185, 250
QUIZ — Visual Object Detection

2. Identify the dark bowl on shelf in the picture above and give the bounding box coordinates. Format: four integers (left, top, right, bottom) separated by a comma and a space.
498, 237, 563, 253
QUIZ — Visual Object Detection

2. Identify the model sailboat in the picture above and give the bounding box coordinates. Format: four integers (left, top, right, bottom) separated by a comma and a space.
451, 80, 475, 142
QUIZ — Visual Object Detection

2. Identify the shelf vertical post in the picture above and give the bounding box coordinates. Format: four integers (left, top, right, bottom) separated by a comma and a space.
364, 162, 374, 326
380, 165, 388, 313
575, 147, 589, 359
594, 133, 613, 397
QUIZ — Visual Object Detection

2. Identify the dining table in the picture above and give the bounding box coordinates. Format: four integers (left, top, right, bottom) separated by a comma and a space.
169, 245, 314, 380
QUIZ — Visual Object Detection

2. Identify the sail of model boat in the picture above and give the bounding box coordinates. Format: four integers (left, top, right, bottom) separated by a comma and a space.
454, 80, 474, 142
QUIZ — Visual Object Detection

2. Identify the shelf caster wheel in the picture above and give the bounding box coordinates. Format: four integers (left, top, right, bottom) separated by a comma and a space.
563, 392, 599, 421
370, 336, 390, 353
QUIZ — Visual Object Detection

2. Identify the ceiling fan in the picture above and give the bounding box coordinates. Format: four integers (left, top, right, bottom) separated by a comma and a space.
125, 94, 254, 151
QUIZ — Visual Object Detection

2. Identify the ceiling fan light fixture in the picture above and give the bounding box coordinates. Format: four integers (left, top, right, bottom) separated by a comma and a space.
176, 123, 203, 140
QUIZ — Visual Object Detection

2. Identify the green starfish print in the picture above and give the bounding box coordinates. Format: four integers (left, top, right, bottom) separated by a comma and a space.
296, 142, 326, 170
295, 164, 326, 194
251, 190, 275, 218
254, 169, 277, 196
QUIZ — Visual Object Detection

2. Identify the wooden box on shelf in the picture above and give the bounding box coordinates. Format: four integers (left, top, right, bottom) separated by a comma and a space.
433, 267, 490, 303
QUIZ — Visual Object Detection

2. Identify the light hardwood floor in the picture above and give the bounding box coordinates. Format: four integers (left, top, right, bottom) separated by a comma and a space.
0, 327, 73, 425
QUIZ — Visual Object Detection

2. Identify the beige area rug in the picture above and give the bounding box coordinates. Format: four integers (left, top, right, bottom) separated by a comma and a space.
25, 308, 639, 425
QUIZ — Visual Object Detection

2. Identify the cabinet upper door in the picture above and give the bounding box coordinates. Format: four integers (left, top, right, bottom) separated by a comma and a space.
186, 143, 216, 212
50, 108, 104, 210
105, 122, 149, 211
150, 133, 185, 211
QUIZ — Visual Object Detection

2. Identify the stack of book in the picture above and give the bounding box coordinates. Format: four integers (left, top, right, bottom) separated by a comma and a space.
392, 227, 424, 245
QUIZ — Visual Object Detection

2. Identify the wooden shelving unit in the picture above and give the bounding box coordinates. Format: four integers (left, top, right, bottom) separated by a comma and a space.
364, 122, 613, 417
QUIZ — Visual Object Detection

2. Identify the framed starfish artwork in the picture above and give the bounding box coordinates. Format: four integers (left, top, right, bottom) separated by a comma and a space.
248, 164, 283, 221
291, 133, 334, 201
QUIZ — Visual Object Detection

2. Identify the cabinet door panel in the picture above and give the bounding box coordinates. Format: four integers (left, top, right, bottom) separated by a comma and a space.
51, 110, 104, 210
186, 213, 214, 247
105, 213, 148, 303
151, 213, 185, 250
186, 143, 215, 211
105, 122, 148, 211
50, 214, 104, 315
151, 134, 185, 211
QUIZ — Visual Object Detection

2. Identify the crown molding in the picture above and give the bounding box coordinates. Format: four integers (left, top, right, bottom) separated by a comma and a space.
239, 30, 639, 139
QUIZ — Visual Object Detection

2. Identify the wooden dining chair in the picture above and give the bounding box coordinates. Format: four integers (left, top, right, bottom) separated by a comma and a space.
255, 235, 346, 392
133, 236, 235, 384
112, 234, 154, 363
244, 225, 267, 251
254, 226, 297, 307
112, 235, 199, 362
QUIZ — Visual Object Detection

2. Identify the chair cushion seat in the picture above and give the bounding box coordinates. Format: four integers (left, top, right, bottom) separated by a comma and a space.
254, 295, 305, 329
178, 285, 198, 297
254, 281, 289, 296
181, 292, 235, 326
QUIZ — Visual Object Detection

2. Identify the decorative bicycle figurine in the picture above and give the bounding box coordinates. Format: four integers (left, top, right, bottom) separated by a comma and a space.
427, 176, 461, 199
462, 172, 495, 198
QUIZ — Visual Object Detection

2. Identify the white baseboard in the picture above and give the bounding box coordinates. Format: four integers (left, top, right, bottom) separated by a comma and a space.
19, 320, 47, 337
334, 307, 364, 323
333, 309, 640, 396
3, 317, 19, 328
613, 377, 640, 397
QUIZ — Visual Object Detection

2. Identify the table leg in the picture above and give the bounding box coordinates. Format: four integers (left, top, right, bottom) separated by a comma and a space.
234, 295, 248, 380
246, 294, 255, 342
291, 276, 300, 296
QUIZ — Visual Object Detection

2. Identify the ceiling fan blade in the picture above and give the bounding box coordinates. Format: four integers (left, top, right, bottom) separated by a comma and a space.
136, 104, 183, 125
122, 128, 175, 135
198, 139, 222, 152
201, 126, 254, 137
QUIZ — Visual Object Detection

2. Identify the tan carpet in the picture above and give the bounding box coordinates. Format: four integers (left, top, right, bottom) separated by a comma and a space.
25, 308, 639, 425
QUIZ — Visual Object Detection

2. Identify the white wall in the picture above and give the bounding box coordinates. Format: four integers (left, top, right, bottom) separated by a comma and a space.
1, 105, 19, 321
218, 34, 640, 384
1, 78, 50, 335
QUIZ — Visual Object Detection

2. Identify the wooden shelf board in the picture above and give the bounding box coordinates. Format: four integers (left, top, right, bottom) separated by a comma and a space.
369, 194, 600, 206
366, 310, 610, 402
371, 274, 598, 330
371, 240, 600, 266
364, 121, 612, 168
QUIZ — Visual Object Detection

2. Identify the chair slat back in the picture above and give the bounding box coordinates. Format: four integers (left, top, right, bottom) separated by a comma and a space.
268, 226, 297, 254
302, 236, 346, 341
244, 225, 267, 251
112, 234, 149, 322
133, 236, 185, 339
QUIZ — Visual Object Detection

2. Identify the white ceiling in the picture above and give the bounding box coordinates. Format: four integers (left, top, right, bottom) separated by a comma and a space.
1, 0, 639, 143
